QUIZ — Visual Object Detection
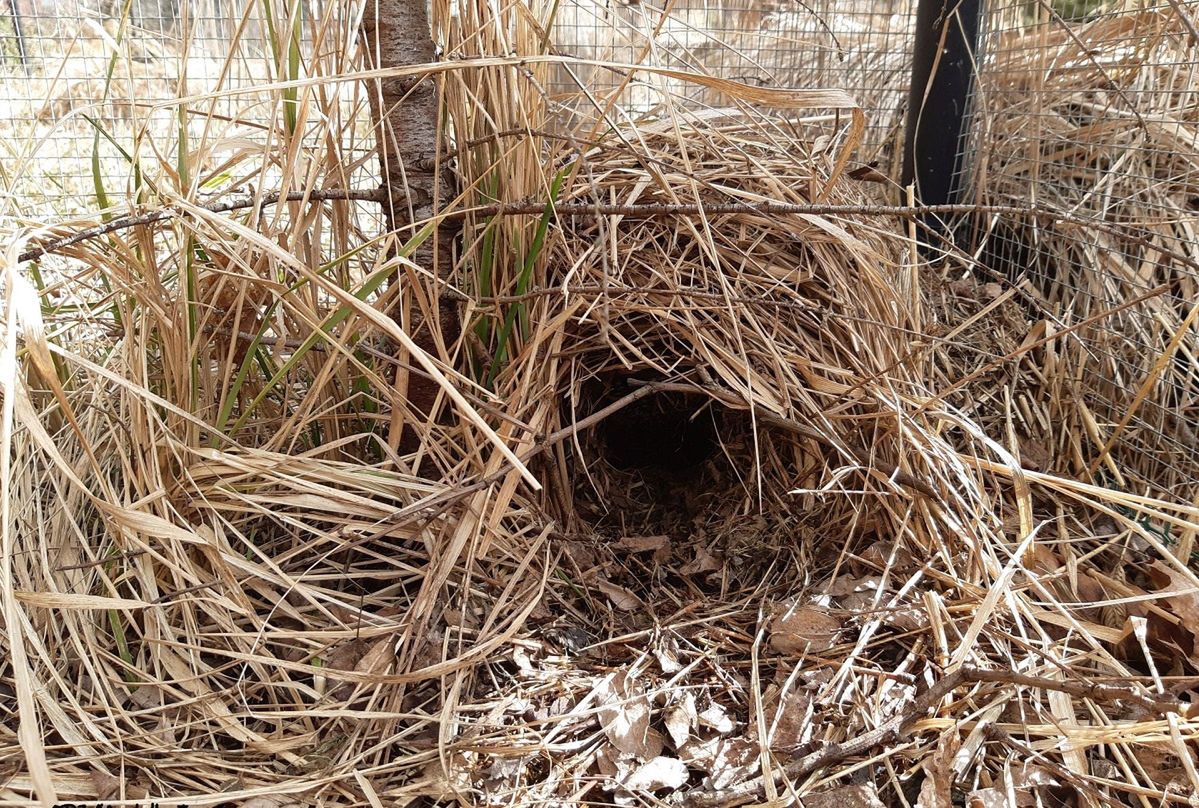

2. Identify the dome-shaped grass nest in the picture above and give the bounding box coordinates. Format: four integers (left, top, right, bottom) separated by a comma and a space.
483, 109, 952, 576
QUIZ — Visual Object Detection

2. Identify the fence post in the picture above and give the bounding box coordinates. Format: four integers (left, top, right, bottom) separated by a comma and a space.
902, 0, 984, 240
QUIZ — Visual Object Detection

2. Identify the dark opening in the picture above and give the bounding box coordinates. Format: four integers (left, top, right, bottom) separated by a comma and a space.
597, 390, 719, 476
559, 376, 745, 535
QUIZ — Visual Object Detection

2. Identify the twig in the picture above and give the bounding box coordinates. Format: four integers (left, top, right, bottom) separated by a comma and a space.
17, 188, 386, 263
21, 195, 1199, 282
682, 665, 1195, 807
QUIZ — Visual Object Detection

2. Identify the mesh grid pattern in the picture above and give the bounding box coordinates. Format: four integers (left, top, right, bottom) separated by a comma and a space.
0, 0, 377, 222
970, 1, 1199, 498
544, 0, 918, 164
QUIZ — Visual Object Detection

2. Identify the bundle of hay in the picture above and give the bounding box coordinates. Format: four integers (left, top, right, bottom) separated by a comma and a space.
5, 1, 1199, 805
485, 110, 930, 556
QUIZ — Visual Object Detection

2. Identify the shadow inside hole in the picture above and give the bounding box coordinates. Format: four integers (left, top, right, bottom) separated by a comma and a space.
597, 388, 719, 476
562, 376, 751, 535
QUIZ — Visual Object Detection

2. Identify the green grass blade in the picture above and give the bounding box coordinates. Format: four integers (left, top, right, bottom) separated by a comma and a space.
486, 166, 568, 385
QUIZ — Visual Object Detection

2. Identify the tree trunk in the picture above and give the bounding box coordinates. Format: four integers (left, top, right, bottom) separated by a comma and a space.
361, 0, 460, 455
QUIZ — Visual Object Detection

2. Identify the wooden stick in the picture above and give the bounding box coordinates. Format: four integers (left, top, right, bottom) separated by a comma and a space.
683, 666, 1195, 807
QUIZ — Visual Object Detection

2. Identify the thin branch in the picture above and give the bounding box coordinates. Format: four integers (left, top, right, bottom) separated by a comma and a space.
683, 665, 1196, 807
17, 189, 386, 263
22, 194, 1199, 284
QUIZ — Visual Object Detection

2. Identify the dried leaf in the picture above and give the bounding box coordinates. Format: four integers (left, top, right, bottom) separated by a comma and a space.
126, 685, 160, 710
1130, 742, 1193, 790
968, 764, 1060, 807
354, 637, 395, 675
1149, 562, 1199, 626
883, 603, 930, 632
597, 672, 659, 758
680, 546, 722, 576
769, 603, 842, 654
965, 789, 1009, 808
654, 637, 682, 674
414, 753, 473, 802
596, 579, 644, 612
826, 574, 881, 597
915, 729, 959, 808
768, 689, 811, 752
802, 783, 886, 808
325, 638, 370, 672
89, 771, 121, 801
616, 535, 671, 556
697, 702, 736, 734
679, 735, 757, 789
621, 756, 688, 791
665, 694, 696, 749
483, 754, 533, 793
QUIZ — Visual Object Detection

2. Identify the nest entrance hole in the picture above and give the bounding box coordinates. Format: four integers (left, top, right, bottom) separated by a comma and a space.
598, 388, 719, 475
563, 375, 754, 536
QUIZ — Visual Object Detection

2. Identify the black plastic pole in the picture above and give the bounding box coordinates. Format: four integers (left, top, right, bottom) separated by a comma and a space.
902, 0, 984, 240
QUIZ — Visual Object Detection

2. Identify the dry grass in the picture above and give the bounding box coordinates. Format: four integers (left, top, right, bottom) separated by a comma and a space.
1, 1, 1198, 806
972, 6, 1199, 503
544, 0, 913, 166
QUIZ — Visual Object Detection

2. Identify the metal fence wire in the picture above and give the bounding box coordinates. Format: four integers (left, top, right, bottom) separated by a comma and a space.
1, 0, 1196, 503
969, 2, 1199, 499
0, 0, 377, 220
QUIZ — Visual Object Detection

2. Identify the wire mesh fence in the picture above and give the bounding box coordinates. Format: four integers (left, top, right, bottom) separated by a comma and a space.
543, 0, 917, 166
0, 0, 377, 221
968, 2, 1199, 502
2, 0, 1196, 504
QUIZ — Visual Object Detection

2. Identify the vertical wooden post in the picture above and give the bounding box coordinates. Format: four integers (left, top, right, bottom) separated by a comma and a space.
360, 0, 460, 455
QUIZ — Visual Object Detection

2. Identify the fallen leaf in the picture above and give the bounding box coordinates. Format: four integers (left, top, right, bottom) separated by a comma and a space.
965, 789, 1008, 808
915, 729, 959, 808
483, 754, 533, 793
1149, 562, 1199, 626
596, 579, 644, 611
767, 689, 811, 752
882, 603, 930, 632
679, 735, 757, 789
354, 637, 395, 675
621, 756, 688, 791
597, 671, 660, 758
414, 753, 473, 802
967, 764, 1060, 807
664, 694, 696, 749
680, 546, 722, 576
802, 783, 886, 808
595, 744, 620, 779
324, 638, 370, 672
616, 535, 671, 557
654, 638, 682, 674
769, 603, 842, 654
826, 574, 881, 597
89, 771, 121, 801
697, 702, 736, 734
1017, 435, 1053, 472
1129, 742, 1194, 791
